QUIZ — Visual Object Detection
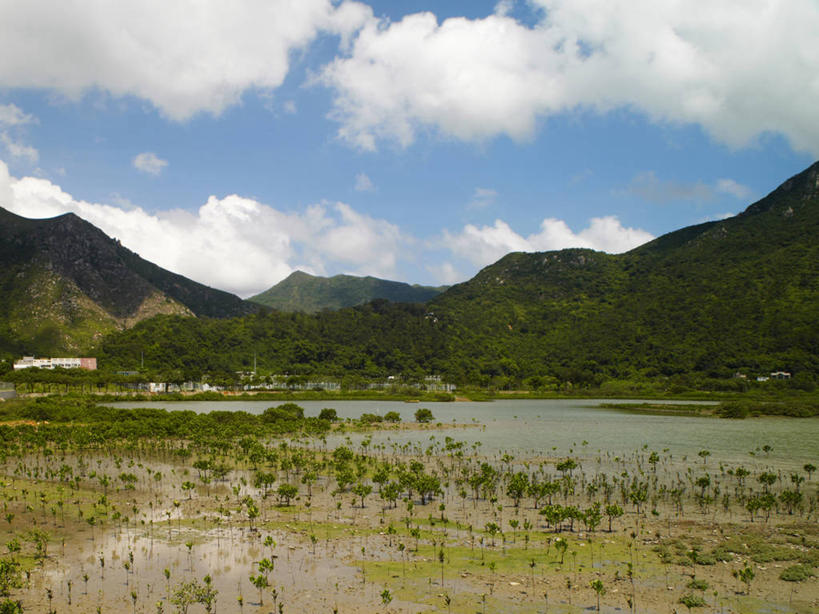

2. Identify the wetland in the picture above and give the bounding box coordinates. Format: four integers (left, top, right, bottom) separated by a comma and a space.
0, 397, 816, 613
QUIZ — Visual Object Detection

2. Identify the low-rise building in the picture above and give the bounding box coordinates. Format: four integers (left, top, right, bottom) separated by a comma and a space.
13, 356, 97, 370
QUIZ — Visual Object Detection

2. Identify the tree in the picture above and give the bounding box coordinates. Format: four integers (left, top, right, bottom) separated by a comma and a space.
583, 503, 602, 532
506, 472, 529, 507
554, 537, 569, 564
0, 560, 21, 597
590, 579, 606, 612
414, 408, 434, 423
604, 504, 623, 532
277, 483, 298, 506
352, 482, 373, 508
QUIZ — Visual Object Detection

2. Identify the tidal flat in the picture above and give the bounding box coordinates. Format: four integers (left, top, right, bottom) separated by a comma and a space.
0, 399, 816, 613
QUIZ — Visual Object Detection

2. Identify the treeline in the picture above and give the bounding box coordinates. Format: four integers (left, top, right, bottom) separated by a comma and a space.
717, 400, 819, 418
0, 397, 331, 441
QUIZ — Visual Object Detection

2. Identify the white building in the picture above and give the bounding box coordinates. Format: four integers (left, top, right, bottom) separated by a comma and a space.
13, 356, 97, 370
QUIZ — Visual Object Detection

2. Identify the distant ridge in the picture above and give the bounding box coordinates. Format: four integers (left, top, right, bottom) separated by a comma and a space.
249, 270, 448, 313
0, 207, 259, 355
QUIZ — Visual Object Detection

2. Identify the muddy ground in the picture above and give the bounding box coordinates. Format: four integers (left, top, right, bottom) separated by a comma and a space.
0, 436, 816, 613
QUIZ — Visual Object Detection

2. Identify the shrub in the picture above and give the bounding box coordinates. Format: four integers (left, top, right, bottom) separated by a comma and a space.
679, 593, 706, 609
383, 411, 401, 422
318, 408, 338, 421
359, 413, 383, 424
262, 403, 304, 422
414, 408, 434, 423
779, 564, 815, 582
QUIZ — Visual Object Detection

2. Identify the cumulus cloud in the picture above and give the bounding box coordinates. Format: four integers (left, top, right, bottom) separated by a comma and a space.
0, 103, 36, 126
626, 171, 752, 204
354, 172, 374, 192
132, 152, 168, 176
0, 159, 405, 297
442, 216, 654, 267
0, 0, 372, 120
321, 0, 819, 154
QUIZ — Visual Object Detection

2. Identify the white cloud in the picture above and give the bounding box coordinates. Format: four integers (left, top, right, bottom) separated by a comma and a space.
354, 172, 375, 192
0, 0, 372, 120
468, 187, 498, 209
321, 1, 819, 155
0, 103, 36, 126
715, 178, 752, 200
132, 152, 168, 176
443, 216, 653, 267
426, 261, 462, 285
0, 132, 38, 163
0, 159, 405, 297
626, 171, 753, 204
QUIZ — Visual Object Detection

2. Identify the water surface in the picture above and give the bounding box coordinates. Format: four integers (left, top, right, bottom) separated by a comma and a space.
113, 398, 817, 469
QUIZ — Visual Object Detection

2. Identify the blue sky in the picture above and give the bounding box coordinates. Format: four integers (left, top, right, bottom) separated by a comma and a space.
0, 0, 816, 296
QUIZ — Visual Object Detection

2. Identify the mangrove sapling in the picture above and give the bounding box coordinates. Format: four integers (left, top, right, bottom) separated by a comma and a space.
554, 536, 570, 565
590, 578, 605, 612
733, 565, 755, 595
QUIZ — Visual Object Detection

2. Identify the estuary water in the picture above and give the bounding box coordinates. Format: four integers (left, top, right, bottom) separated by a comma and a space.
112, 398, 818, 469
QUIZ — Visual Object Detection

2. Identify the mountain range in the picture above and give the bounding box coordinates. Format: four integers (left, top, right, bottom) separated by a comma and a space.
249, 270, 446, 313
2, 160, 817, 385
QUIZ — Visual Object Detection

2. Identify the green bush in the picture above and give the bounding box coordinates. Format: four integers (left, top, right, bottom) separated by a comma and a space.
780, 564, 815, 582
359, 413, 383, 424
414, 408, 434, 423
262, 403, 305, 422
318, 408, 338, 421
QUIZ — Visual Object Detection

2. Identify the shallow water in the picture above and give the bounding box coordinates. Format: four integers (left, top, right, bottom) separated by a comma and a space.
112, 398, 818, 468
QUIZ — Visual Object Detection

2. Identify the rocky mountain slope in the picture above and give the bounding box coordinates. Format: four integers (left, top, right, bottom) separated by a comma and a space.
0, 208, 258, 355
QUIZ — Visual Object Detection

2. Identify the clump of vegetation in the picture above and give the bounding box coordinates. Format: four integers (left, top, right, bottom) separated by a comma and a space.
359, 413, 384, 424
687, 578, 709, 590
679, 593, 706, 609
779, 564, 815, 582
717, 400, 819, 419
414, 408, 434, 423
318, 408, 338, 421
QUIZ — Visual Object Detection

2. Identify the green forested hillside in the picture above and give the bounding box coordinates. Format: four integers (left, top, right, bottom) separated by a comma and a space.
98, 300, 448, 380
249, 270, 446, 312
91, 161, 819, 388
432, 160, 819, 384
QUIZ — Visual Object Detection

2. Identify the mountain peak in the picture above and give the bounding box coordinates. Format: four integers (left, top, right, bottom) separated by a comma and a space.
0, 206, 259, 354
250, 271, 447, 313
741, 160, 819, 217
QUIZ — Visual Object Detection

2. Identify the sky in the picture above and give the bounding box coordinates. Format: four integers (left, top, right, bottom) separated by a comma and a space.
0, 0, 816, 297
